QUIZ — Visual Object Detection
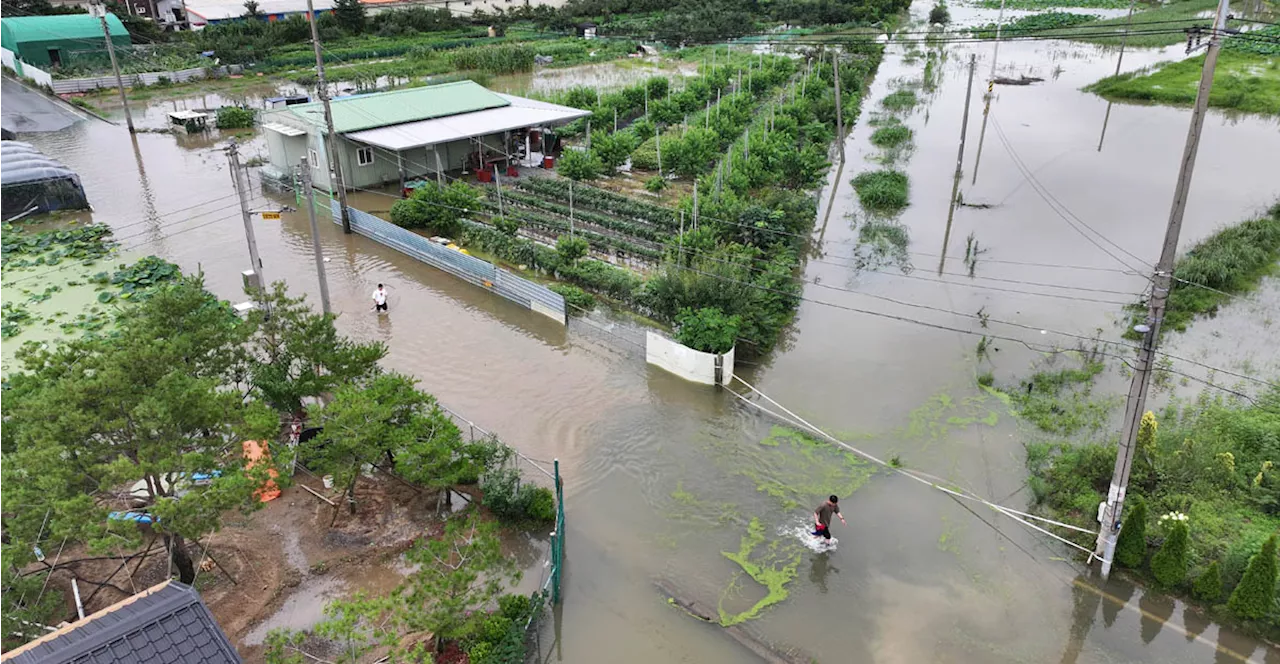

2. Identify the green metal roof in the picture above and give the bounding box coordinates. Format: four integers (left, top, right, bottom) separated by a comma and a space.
285, 80, 511, 134
0, 14, 128, 49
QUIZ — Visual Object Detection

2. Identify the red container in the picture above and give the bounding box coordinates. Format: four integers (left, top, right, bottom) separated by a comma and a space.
506, 165, 519, 177
543, 156, 555, 169
476, 169, 493, 183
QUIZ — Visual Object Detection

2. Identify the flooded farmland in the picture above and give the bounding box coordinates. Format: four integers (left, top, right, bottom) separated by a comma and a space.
4, 1, 1279, 662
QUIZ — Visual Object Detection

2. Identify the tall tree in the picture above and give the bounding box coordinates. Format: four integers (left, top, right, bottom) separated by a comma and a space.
245, 283, 386, 419
2, 277, 279, 593
333, 0, 366, 34
243, 0, 263, 18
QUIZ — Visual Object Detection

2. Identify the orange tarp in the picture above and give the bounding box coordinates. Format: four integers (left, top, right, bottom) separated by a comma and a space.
243, 440, 281, 502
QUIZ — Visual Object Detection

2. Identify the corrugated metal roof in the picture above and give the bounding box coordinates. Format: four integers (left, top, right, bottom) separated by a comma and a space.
346, 93, 590, 151
184, 0, 335, 22
262, 122, 306, 137
0, 15, 128, 48
4, 581, 240, 664
285, 80, 510, 134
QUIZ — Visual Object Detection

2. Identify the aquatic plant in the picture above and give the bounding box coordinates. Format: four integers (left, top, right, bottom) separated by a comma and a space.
869, 123, 912, 148
881, 89, 919, 111
718, 518, 801, 626
851, 169, 909, 214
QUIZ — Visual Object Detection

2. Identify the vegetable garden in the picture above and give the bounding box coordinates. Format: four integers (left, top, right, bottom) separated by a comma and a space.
391, 45, 885, 355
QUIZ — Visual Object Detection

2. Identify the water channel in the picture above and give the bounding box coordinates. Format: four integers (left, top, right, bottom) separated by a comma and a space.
6, 1, 1280, 661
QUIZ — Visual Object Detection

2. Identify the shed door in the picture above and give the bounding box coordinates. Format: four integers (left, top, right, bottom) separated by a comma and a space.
47, 48, 62, 67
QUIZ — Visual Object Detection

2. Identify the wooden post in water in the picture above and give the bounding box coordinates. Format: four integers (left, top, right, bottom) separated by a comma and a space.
939, 54, 978, 277
833, 49, 844, 162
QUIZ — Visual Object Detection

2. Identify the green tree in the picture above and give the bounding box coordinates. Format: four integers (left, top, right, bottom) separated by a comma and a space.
928, 2, 950, 25
1191, 561, 1223, 603
557, 148, 601, 181
389, 180, 481, 237
1114, 495, 1148, 568
556, 235, 589, 264
589, 129, 637, 173
304, 373, 462, 517
1150, 513, 1190, 588
401, 515, 520, 651
1, 277, 278, 590
1227, 533, 1277, 620
245, 283, 385, 419
243, 0, 263, 18
333, 0, 367, 33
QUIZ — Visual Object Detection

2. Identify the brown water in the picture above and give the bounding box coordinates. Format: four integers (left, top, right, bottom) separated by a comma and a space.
9, 3, 1280, 661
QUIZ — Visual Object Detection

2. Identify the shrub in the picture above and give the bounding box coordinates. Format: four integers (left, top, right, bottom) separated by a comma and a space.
929, 2, 951, 24
388, 181, 480, 237
549, 283, 595, 312
556, 235, 589, 264
1227, 534, 1277, 619
1151, 512, 1190, 588
590, 130, 638, 172
525, 486, 556, 522
480, 467, 556, 523
1115, 495, 1148, 568
851, 169, 909, 214
881, 89, 919, 111
1192, 561, 1223, 603
215, 106, 255, 129
645, 176, 667, 193
870, 123, 912, 148
557, 149, 601, 181
497, 593, 532, 622
494, 215, 520, 236
674, 307, 740, 354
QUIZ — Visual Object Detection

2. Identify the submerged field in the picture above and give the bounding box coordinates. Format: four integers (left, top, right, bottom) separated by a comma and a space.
1086, 50, 1280, 115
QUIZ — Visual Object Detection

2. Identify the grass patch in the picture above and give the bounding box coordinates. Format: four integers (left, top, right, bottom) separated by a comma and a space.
881, 89, 920, 111
1125, 204, 1280, 339
1001, 357, 1116, 436
851, 169, 910, 214
869, 123, 913, 148
1065, 0, 1222, 48
1085, 51, 1280, 115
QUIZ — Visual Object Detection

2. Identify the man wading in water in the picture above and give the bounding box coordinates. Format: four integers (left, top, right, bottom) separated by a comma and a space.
813, 495, 845, 542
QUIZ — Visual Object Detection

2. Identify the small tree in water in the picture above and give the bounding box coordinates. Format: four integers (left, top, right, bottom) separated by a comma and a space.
1227, 533, 1277, 619
1150, 512, 1190, 588
1114, 494, 1148, 568
929, 2, 950, 25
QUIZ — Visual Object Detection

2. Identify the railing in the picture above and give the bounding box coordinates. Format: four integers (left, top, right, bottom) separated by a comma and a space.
324, 197, 567, 324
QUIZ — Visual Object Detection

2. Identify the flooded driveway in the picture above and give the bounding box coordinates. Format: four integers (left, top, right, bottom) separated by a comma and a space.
8, 3, 1279, 661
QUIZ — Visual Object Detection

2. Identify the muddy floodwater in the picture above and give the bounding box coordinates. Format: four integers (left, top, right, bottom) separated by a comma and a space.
7, 1, 1280, 661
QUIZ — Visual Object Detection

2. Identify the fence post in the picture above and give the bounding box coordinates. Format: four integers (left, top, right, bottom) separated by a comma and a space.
553, 458, 564, 604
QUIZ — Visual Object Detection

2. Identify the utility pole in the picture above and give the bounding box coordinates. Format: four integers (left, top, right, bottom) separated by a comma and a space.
939, 54, 977, 277
299, 155, 332, 315
970, 0, 1006, 185
306, 0, 351, 234
1097, 0, 1140, 152
833, 49, 844, 161
1095, 0, 1232, 580
91, 2, 134, 134
227, 140, 266, 299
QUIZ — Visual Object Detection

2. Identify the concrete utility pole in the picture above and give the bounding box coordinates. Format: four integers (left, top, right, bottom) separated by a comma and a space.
970, 0, 1007, 184
227, 140, 265, 297
91, 2, 134, 134
306, 0, 351, 234
299, 155, 332, 315
1095, 0, 1232, 580
939, 54, 977, 277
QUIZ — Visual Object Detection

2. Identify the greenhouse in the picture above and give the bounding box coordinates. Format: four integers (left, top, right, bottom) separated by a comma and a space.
1, 140, 89, 219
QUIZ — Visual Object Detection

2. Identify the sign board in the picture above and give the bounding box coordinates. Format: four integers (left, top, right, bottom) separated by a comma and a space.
261, 211, 282, 220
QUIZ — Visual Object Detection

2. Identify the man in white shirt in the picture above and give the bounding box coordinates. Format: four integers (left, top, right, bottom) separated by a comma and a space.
372, 284, 388, 312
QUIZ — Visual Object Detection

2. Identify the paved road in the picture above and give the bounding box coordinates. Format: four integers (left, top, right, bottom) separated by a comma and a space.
2, 76, 85, 134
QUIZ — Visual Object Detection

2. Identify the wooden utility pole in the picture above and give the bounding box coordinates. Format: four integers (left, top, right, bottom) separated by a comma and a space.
1096, 0, 1232, 580
91, 2, 133, 134
306, 0, 351, 234
227, 140, 265, 300
299, 155, 332, 315
938, 54, 977, 277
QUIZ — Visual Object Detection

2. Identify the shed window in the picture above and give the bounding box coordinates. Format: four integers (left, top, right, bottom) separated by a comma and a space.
356, 147, 375, 166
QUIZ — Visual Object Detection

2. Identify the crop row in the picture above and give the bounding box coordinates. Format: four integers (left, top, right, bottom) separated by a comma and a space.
514, 178, 680, 229
499, 190, 669, 242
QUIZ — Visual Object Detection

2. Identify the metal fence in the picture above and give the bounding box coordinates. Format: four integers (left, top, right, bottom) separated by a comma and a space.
326, 199, 568, 324
49, 66, 217, 94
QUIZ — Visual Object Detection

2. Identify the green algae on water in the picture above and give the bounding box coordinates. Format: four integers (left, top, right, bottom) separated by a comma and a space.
718, 518, 801, 626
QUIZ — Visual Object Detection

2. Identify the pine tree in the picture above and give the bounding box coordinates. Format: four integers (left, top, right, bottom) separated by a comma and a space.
1191, 561, 1223, 603
1115, 495, 1148, 568
1227, 534, 1278, 620
1150, 514, 1189, 588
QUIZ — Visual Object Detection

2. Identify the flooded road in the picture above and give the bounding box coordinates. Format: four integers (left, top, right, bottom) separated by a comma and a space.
8, 2, 1280, 661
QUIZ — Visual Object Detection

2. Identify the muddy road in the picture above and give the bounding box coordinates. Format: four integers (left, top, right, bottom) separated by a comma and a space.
8, 2, 1280, 660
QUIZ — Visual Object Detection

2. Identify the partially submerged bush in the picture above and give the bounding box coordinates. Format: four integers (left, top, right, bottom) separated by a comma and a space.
851, 169, 909, 214
674, 306, 740, 354
216, 106, 255, 129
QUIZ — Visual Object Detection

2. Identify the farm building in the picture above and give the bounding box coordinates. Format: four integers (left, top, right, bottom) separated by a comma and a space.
260, 80, 590, 192
0, 14, 129, 68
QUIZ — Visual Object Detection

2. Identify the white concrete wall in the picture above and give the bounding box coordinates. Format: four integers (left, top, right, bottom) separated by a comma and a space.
645, 332, 734, 386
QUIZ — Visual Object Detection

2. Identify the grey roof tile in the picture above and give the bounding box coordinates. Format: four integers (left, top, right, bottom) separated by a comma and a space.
5, 581, 240, 664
